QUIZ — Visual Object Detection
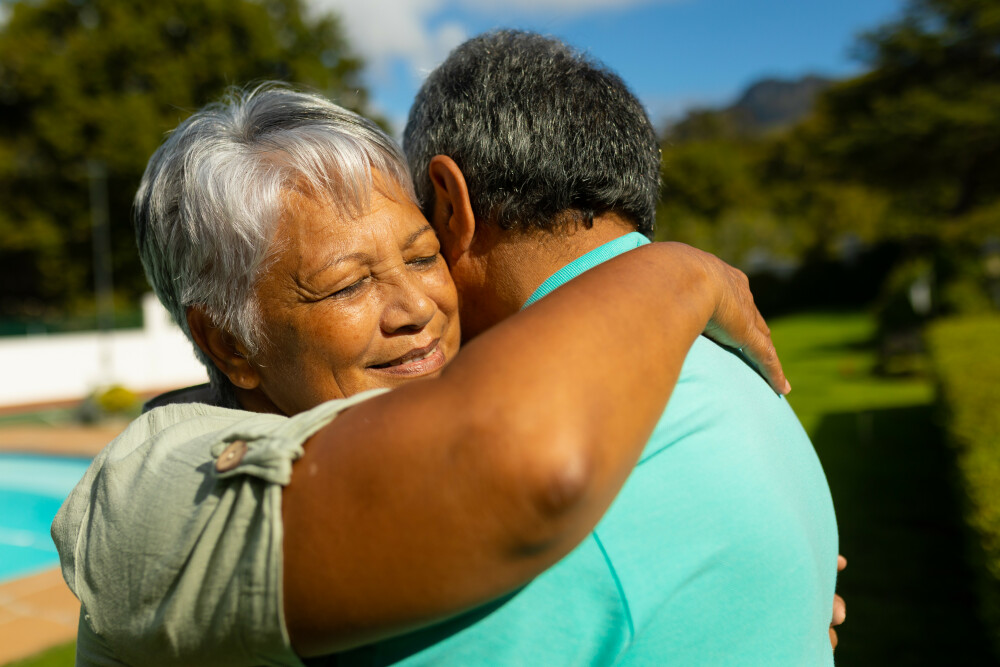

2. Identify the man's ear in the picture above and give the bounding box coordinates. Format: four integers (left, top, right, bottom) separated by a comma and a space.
186, 306, 260, 390
427, 155, 477, 264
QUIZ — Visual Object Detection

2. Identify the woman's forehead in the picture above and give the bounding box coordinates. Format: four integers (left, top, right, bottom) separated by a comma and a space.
274, 185, 431, 269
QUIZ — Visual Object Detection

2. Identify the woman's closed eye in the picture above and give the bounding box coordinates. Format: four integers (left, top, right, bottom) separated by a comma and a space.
325, 254, 439, 299
330, 276, 369, 299
407, 254, 440, 269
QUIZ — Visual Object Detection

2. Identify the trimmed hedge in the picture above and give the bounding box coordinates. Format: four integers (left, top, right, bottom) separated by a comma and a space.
927, 315, 1000, 655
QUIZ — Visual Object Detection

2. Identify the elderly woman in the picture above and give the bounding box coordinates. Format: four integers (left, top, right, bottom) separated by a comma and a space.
52, 85, 783, 666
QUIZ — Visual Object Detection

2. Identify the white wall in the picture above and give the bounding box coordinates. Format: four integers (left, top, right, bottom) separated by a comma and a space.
0, 294, 208, 407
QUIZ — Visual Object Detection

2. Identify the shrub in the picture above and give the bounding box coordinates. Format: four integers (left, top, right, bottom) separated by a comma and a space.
95, 385, 139, 414
77, 384, 140, 423
927, 315, 1000, 656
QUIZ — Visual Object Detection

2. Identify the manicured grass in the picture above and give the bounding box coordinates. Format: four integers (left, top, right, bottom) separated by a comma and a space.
770, 311, 933, 430
3, 642, 74, 667
771, 311, 994, 665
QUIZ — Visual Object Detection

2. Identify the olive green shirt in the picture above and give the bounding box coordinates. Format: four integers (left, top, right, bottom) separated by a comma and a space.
51, 389, 388, 667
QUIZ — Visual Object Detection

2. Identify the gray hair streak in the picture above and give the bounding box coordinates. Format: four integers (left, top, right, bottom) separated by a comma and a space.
134, 83, 414, 403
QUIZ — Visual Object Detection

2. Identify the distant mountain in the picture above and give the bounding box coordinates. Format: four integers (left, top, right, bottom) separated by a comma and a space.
667, 75, 833, 140
729, 75, 833, 131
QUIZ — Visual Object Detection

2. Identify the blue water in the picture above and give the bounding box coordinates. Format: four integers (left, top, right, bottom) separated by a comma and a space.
0, 453, 92, 583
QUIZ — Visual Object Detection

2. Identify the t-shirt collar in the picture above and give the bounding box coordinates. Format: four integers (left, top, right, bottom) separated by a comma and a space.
522, 231, 651, 309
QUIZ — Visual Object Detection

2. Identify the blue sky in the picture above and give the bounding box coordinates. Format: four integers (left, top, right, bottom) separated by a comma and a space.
312, 0, 906, 136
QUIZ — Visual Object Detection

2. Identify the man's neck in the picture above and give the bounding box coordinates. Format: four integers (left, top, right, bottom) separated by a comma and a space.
486, 212, 638, 312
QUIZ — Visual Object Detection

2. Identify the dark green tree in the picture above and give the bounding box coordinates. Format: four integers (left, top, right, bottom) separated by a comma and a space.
657, 132, 773, 264
809, 0, 1000, 235
0, 0, 369, 320
808, 0, 1000, 320
657, 106, 890, 271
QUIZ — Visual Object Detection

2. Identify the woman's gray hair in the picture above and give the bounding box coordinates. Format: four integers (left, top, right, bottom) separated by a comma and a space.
134, 83, 414, 404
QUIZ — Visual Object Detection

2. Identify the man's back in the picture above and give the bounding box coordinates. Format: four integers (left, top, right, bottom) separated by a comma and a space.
601, 335, 838, 664
390, 29, 837, 664
328, 333, 838, 666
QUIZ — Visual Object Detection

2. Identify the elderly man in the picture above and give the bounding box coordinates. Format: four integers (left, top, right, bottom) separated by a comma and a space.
324, 31, 840, 666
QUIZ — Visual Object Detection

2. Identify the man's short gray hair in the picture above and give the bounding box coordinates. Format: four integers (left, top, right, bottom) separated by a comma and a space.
134, 83, 414, 403
404, 30, 659, 237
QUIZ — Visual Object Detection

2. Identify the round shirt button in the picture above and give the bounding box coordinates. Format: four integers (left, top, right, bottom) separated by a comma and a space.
216, 439, 248, 473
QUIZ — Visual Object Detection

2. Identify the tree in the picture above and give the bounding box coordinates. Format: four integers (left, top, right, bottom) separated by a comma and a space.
0, 0, 369, 319
808, 0, 1000, 234
657, 132, 774, 264
657, 104, 890, 271
806, 0, 1000, 321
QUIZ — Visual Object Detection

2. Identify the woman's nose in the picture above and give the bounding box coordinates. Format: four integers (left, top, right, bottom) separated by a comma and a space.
380, 271, 436, 334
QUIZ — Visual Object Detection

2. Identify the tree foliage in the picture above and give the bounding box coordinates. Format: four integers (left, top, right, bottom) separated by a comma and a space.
0, 0, 369, 317
656, 0, 999, 318
809, 0, 1000, 231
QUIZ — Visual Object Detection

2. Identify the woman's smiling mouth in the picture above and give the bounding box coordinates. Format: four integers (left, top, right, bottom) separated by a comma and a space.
367, 340, 446, 376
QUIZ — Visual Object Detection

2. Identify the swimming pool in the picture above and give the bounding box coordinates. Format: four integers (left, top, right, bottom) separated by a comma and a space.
0, 453, 92, 583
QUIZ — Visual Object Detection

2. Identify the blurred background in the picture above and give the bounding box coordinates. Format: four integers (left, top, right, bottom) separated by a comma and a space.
0, 0, 997, 665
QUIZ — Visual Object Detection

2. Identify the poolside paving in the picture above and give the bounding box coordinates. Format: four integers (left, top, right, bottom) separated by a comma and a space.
0, 422, 123, 457
0, 422, 124, 664
0, 568, 79, 664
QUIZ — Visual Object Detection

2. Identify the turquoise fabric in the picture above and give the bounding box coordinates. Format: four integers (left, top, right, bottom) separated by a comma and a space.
326, 233, 839, 666
522, 231, 650, 309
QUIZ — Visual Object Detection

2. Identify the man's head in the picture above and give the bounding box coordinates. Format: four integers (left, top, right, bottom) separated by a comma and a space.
405, 30, 659, 237
403, 30, 660, 336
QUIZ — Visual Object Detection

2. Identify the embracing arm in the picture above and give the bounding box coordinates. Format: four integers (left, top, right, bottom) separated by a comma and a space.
282, 242, 784, 655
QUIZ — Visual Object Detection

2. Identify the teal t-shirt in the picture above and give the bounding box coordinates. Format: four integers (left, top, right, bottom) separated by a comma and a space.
325, 233, 839, 666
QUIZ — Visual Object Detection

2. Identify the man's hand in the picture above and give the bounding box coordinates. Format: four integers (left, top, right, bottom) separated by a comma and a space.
666, 243, 789, 395
830, 555, 847, 650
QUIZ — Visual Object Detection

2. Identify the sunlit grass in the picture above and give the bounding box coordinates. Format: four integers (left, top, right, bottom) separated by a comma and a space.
770, 310, 932, 433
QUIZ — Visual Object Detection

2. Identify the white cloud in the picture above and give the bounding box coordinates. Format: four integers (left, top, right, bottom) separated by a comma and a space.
308, 0, 673, 77
310, 0, 465, 76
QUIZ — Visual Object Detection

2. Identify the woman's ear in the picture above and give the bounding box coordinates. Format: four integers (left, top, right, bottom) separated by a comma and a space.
186, 307, 260, 390
427, 155, 477, 264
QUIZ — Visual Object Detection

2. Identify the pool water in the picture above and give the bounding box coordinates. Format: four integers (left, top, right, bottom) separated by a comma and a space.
0, 453, 92, 583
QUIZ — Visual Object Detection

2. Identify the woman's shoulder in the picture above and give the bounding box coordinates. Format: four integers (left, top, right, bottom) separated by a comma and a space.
51, 401, 306, 666
50, 402, 264, 581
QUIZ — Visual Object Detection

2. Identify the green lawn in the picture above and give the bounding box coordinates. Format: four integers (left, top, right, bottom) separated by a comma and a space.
3, 643, 74, 667
772, 311, 995, 665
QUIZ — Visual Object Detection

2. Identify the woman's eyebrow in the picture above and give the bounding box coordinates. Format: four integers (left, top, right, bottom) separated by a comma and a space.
404, 225, 435, 249
307, 251, 367, 278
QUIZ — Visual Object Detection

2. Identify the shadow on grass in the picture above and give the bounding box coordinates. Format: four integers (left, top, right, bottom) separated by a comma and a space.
809, 337, 879, 355
815, 404, 997, 666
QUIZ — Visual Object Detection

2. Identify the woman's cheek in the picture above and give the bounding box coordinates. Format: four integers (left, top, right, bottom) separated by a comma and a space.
430, 264, 459, 312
